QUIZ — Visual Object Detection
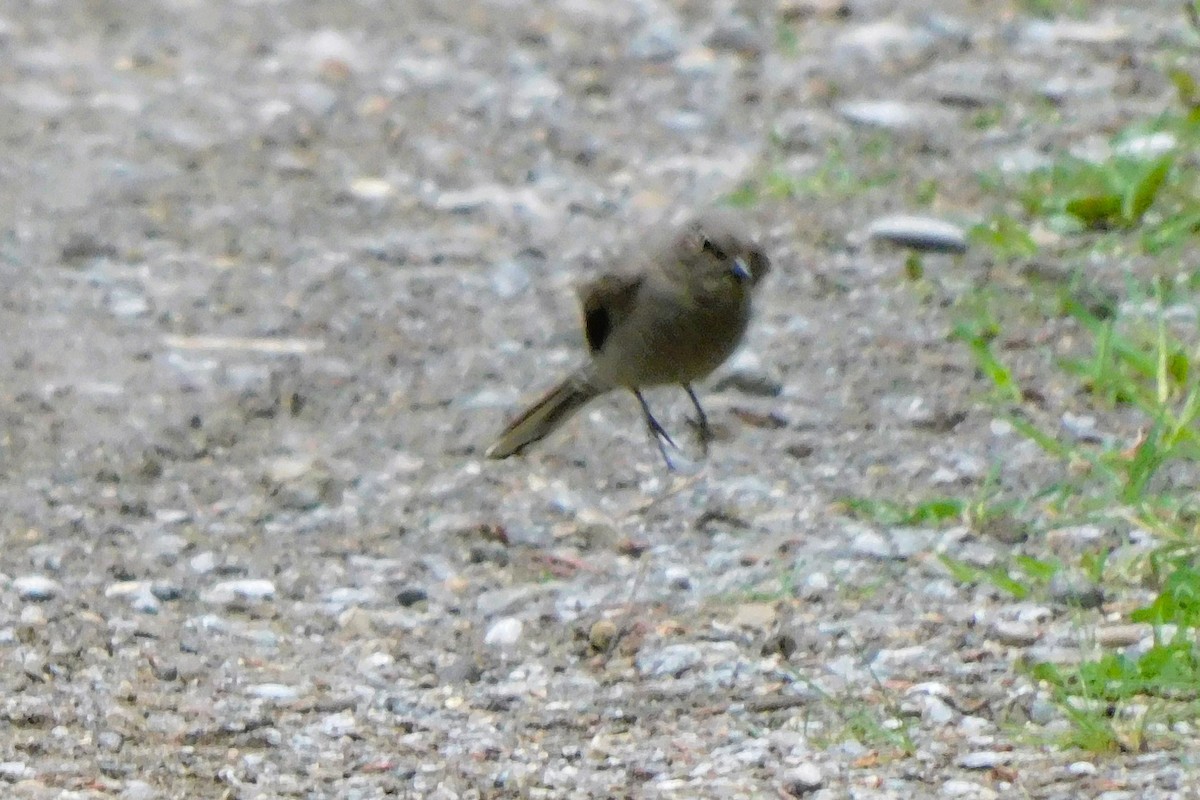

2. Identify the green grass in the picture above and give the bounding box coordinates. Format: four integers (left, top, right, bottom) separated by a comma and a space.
865, 69, 1200, 752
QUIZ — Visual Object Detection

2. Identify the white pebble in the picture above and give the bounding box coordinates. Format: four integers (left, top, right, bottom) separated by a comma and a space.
484, 617, 524, 648
14, 575, 61, 601
201, 579, 276, 605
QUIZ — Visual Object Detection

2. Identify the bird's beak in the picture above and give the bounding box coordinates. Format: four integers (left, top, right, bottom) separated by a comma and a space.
730, 256, 751, 283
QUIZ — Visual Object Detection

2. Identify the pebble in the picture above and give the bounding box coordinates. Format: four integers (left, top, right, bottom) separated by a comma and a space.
131, 591, 161, 614
837, 100, 951, 134
246, 683, 301, 702
263, 456, 339, 510
781, 762, 824, 795
849, 527, 894, 560
920, 695, 956, 726
628, 22, 682, 62
395, 586, 428, 607
189, 551, 218, 574
663, 565, 692, 591
14, 576, 61, 601
888, 528, 934, 559
589, 619, 618, 652
150, 582, 181, 602
1068, 760, 1098, 776
731, 602, 777, 631
1046, 524, 1108, 549
484, 617, 523, 648
705, 16, 764, 56
1029, 697, 1058, 725
149, 533, 189, 562
988, 620, 1040, 647
941, 780, 997, 799
797, 571, 830, 599
97, 730, 123, 752
1096, 624, 1145, 647
317, 710, 357, 738
490, 258, 533, 299
201, 579, 276, 606
712, 350, 783, 397
833, 20, 936, 65
120, 780, 157, 800
106, 287, 151, 319
867, 215, 968, 254
637, 643, 703, 678
958, 750, 1012, 769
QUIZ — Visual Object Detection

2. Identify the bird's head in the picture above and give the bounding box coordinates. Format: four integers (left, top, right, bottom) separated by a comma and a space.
676, 210, 771, 289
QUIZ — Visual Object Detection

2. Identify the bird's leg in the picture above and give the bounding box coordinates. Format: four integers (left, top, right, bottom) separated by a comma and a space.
633, 390, 678, 470
682, 384, 712, 456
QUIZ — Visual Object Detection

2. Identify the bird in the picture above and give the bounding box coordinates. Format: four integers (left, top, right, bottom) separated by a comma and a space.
484, 209, 770, 469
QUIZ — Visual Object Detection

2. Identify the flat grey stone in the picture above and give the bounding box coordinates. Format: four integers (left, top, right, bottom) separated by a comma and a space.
868, 215, 968, 254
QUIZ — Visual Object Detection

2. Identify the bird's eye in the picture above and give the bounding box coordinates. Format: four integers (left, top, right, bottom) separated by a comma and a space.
701, 237, 726, 260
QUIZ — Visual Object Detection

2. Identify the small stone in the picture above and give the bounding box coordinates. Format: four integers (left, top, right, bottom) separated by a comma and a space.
920, 695, 956, 726
19, 605, 47, 626
150, 582, 182, 602
705, 17, 764, 55
942, 780, 997, 798
1029, 697, 1057, 725
119, 780, 157, 800
712, 350, 783, 396
731, 602, 777, 631
149, 533, 189, 563
1060, 412, 1102, 443
637, 643, 702, 678
246, 683, 301, 702
338, 607, 375, 637
263, 456, 341, 510
849, 528, 894, 559
317, 710, 357, 738
61, 232, 118, 264
97, 730, 124, 752
131, 591, 161, 614
958, 750, 1012, 770
1068, 761, 1098, 776
988, 620, 1040, 647
838, 100, 925, 131
395, 586, 428, 607
490, 259, 532, 299
589, 619, 618, 652
107, 288, 150, 319
781, 762, 823, 795
867, 215, 968, 254
14, 575, 61, 601
1097, 624, 1145, 647
663, 565, 692, 591
189, 551, 218, 573
0, 762, 32, 781
1046, 524, 1108, 549
628, 22, 681, 62
833, 20, 935, 65
201, 579, 276, 606
484, 617, 523, 648
797, 572, 830, 599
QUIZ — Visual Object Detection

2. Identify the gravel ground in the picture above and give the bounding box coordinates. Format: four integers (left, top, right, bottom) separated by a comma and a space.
2, 0, 1199, 798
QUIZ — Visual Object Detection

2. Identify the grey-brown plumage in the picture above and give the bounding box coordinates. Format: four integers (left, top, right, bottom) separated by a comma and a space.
485, 210, 770, 467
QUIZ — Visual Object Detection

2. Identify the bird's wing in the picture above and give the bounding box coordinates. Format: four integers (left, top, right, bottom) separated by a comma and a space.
577, 273, 643, 354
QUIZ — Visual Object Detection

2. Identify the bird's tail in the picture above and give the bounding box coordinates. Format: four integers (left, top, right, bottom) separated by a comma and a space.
485, 372, 602, 459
